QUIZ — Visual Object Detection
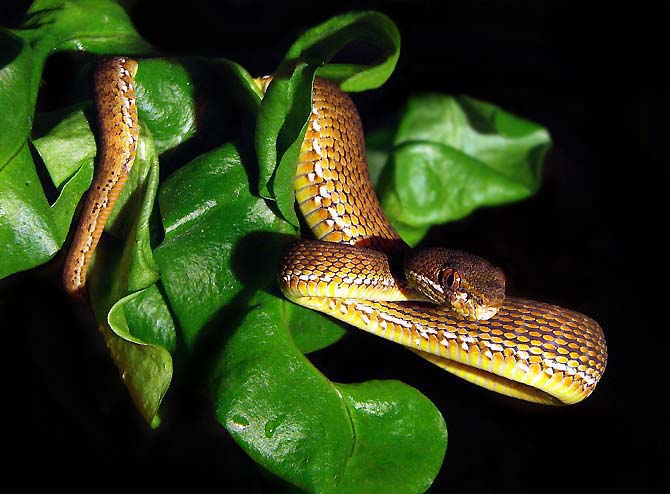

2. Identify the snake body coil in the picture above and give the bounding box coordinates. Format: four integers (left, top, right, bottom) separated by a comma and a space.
280, 77, 607, 405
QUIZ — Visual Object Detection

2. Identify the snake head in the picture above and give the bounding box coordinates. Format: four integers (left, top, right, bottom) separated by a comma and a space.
405, 248, 506, 320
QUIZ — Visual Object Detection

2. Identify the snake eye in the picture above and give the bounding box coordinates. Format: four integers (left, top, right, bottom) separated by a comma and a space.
441, 268, 460, 292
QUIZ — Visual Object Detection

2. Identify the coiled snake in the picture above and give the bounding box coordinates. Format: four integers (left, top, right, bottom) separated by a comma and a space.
64, 58, 607, 405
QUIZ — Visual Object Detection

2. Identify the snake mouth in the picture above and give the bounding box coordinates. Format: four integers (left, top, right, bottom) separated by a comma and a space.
449, 291, 499, 321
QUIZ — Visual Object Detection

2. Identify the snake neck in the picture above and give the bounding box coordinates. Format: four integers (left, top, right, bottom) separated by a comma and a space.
294, 77, 405, 253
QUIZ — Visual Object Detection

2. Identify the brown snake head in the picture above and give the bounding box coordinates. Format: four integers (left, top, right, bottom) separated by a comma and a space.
405, 248, 506, 321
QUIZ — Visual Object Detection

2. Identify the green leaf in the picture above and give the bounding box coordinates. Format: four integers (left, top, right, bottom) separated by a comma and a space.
255, 11, 400, 225
255, 64, 313, 226
154, 142, 292, 346
0, 30, 34, 171
134, 59, 197, 155
103, 287, 174, 427
122, 284, 177, 353
0, 143, 61, 277
18, 0, 154, 57
32, 108, 96, 188
0, 111, 96, 278
336, 381, 447, 494
88, 121, 172, 426
284, 302, 346, 355
380, 93, 551, 227
215, 293, 354, 494
214, 292, 446, 494
133, 57, 261, 156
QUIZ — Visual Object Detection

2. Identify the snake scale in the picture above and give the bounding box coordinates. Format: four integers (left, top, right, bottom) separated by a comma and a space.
64, 58, 607, 405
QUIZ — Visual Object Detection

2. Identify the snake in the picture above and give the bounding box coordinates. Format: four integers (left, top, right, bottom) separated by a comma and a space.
274, 76, 607, 405
63, 58, 607, 405
63, 57, 139, 298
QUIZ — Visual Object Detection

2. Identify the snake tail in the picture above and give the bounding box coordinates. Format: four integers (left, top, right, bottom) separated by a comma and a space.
63, 57, 139, 298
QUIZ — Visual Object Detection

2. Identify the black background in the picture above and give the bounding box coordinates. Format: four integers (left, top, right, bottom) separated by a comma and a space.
4, 0, 658, 491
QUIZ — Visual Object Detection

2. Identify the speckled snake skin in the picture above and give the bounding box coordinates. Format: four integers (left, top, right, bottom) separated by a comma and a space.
63, 57, 139, 298
279, 77, 607, 405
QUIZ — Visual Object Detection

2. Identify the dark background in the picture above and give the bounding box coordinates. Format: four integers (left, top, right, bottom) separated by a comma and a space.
4, 0, 658, 491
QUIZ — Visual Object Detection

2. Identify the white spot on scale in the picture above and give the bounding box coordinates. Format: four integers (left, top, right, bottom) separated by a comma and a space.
307, 172, 316, 182
312, 120, 321, 132
378, 311, 412, 329
319, 186, 331, 198
312, 139, 322, 155
358, 304, 374, 315
440, 338, 449, 347
415, 323, 437, 335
